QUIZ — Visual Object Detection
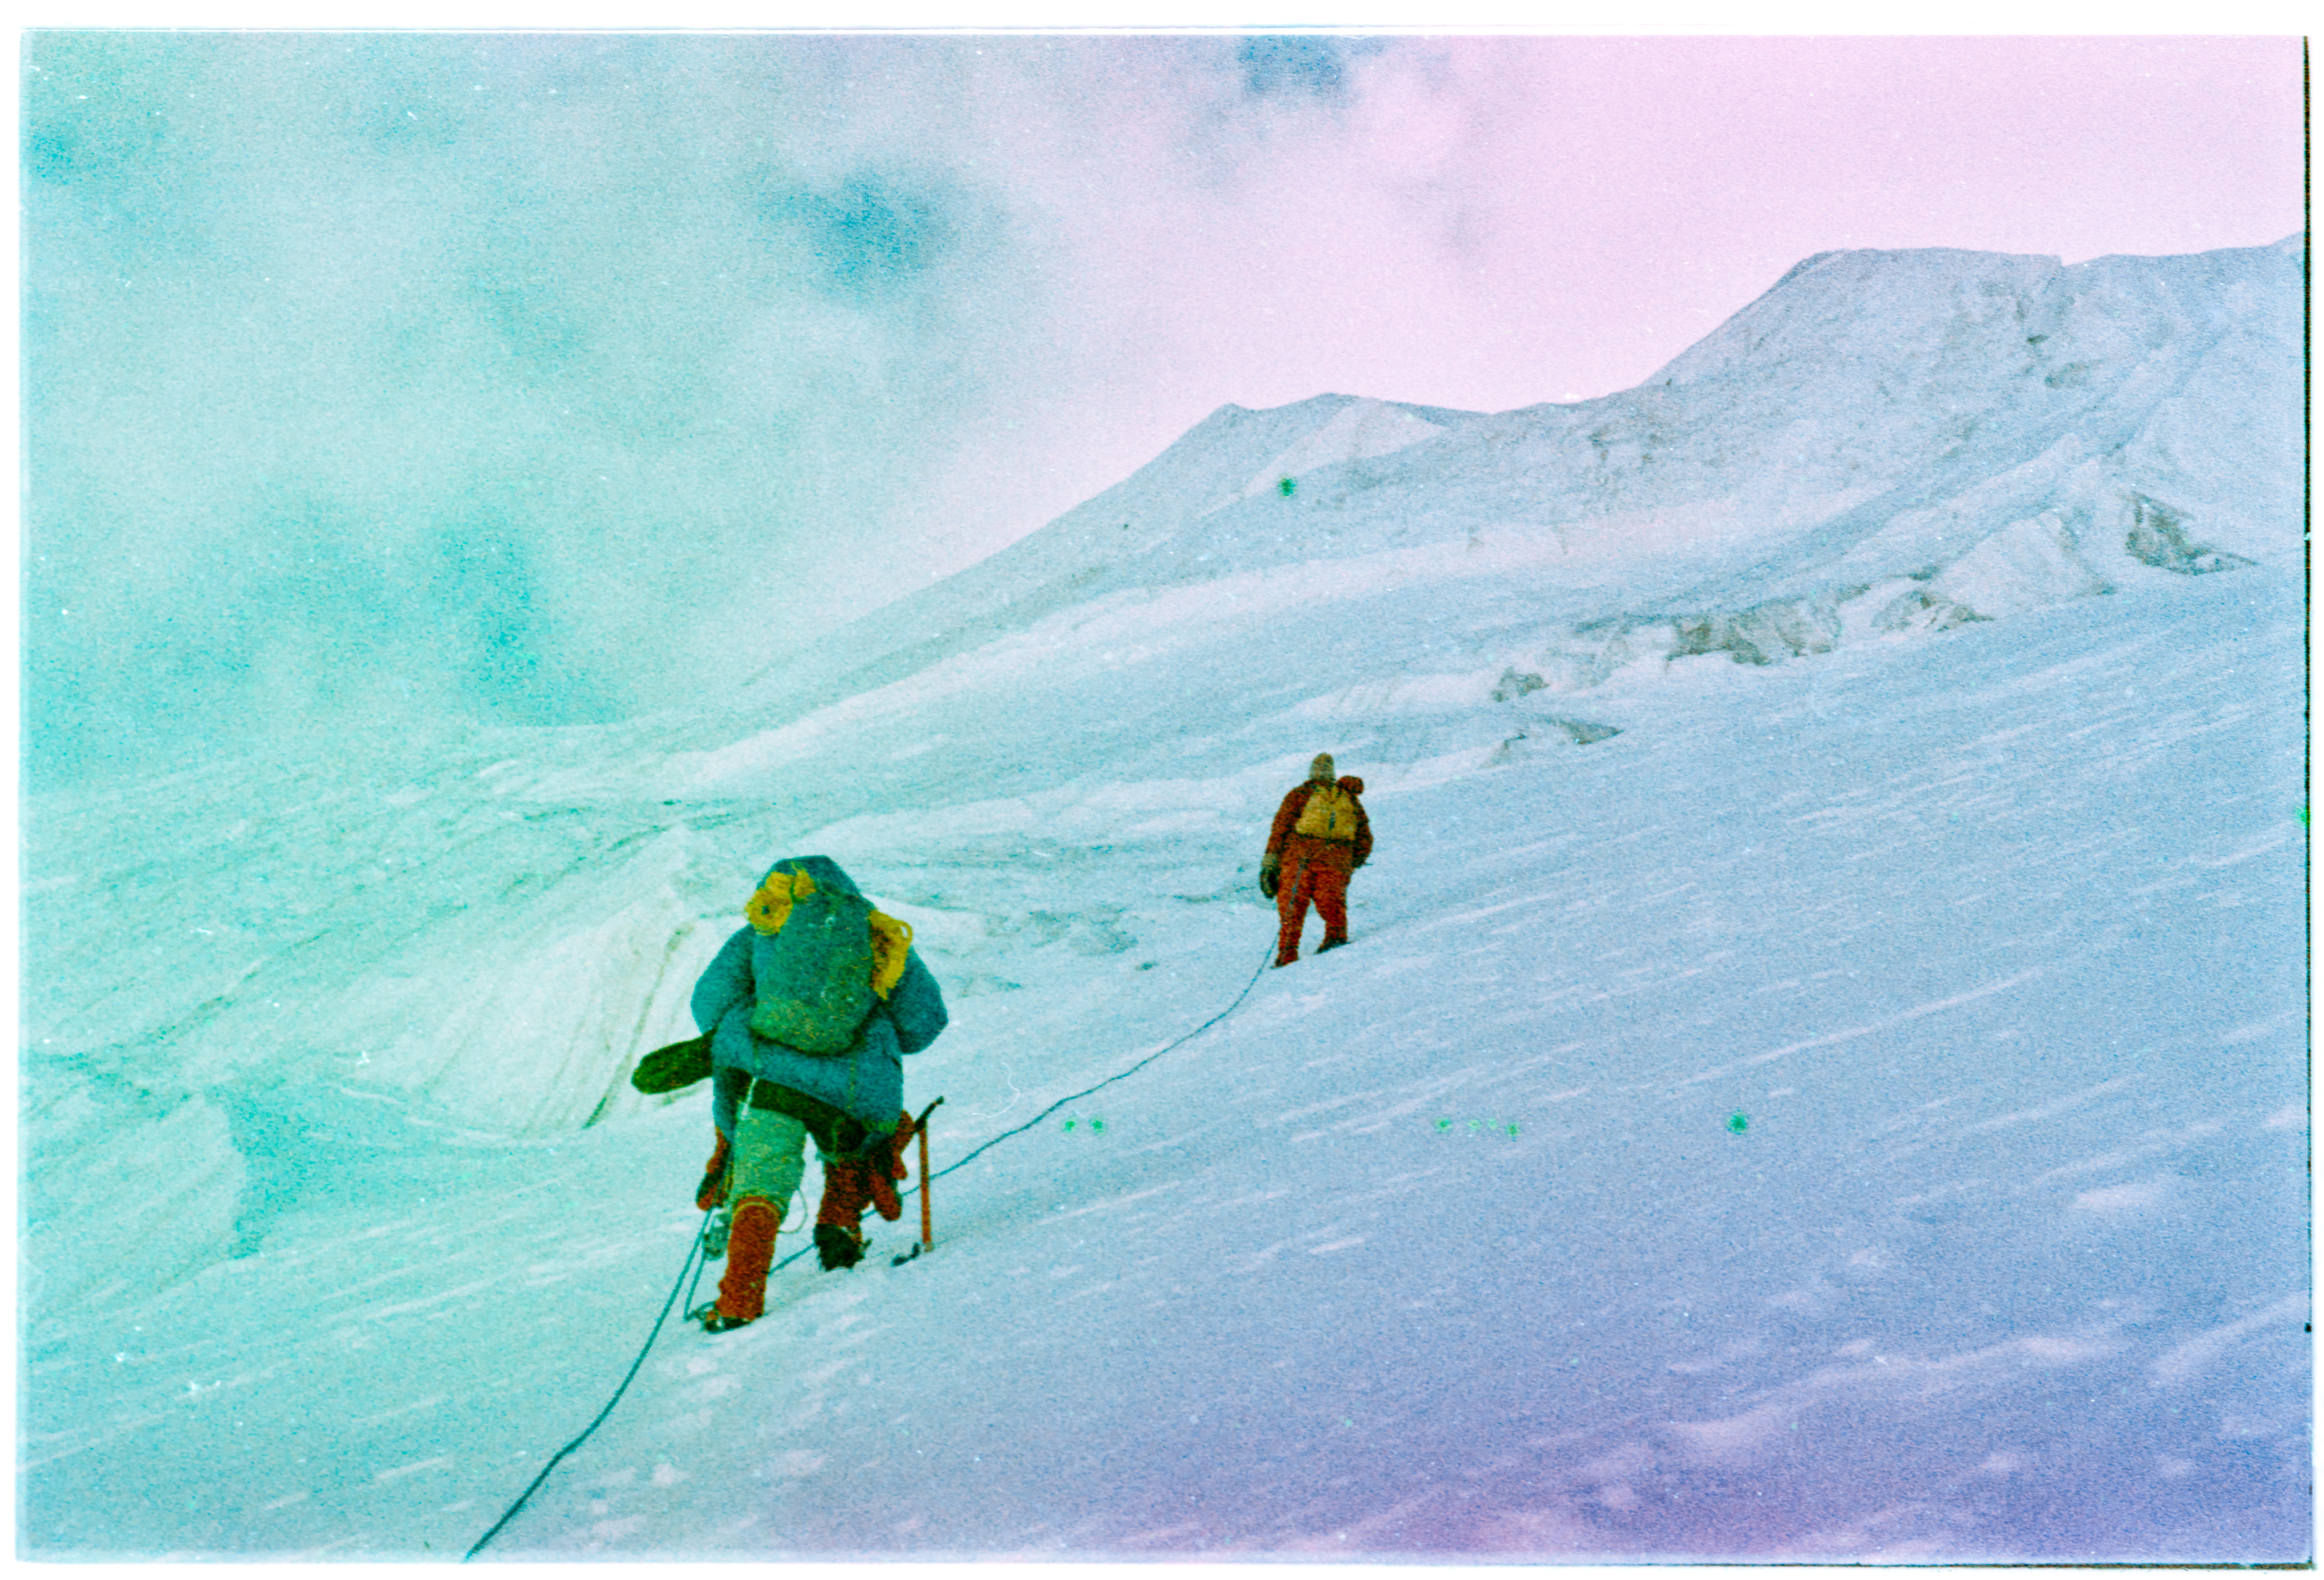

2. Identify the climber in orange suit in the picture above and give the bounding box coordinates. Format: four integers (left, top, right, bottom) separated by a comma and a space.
1260, 752, 1372, 968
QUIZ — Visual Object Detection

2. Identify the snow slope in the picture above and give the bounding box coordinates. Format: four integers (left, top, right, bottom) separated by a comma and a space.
18, 236, 2307, 1562
715, 234, 2302, 742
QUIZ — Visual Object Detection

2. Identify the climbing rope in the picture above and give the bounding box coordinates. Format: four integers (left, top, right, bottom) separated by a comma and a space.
468, 937, 1276, 1553
928, 941, 1275, 1183
772, 939, 1276, 1267
463, 1206, 713, 1562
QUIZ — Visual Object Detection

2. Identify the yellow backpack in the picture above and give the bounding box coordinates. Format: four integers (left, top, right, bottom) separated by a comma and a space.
1293, 784, 1359, 841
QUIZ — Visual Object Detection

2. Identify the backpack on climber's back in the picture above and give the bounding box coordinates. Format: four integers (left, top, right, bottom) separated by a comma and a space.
744, 867, 900, 1054
1293, 783, 1361, 842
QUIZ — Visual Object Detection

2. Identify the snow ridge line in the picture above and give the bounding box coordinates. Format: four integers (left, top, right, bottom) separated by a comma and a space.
462, 1207, 715, 1563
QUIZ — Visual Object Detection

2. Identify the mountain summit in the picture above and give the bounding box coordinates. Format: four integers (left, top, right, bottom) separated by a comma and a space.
729, 235, 2300, 741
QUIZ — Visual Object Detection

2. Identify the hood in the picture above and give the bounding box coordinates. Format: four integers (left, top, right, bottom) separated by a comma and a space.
760, 854, 864, 898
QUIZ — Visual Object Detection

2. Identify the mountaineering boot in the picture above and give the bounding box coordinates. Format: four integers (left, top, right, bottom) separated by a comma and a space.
707, 1195, 781, 1329
813, 1156, 871, 1270
814, 1222, 867, 1270
1317, 935, 1349, 953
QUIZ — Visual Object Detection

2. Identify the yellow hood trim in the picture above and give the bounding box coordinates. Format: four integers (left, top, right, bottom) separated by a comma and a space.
745, 868, 817, 934
869, 911, 914, 999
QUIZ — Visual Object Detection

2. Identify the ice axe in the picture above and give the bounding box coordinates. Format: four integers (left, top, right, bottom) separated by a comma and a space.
892, 1095, 944, 1266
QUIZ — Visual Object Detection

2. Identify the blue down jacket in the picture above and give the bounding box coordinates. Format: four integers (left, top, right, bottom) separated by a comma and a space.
690, 855, 947, 1142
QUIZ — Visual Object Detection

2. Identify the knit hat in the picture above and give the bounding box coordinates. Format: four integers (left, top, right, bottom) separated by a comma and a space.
1310, 752, 1336, 781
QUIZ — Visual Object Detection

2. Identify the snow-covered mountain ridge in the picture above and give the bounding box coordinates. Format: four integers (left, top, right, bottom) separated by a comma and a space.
19, 235, 2306, 1560
22, 232, 2301, 1299
728, 234, 2299, 736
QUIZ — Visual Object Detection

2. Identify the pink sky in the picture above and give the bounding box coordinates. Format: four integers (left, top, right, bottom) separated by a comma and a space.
894, 34, 2306, 576
24, 28, 2307, 769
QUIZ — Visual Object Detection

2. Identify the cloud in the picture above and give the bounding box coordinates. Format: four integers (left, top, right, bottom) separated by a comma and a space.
24, 32, 1432, 786
21, 33, 2304, 789
1232, 35, 1388, 102
22, 33, 1065, 783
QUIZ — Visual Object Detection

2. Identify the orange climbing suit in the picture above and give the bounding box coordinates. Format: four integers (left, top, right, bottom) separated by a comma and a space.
1265, 776, 1372, 966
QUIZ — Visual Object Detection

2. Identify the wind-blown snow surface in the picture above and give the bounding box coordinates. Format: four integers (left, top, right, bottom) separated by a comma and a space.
19, 238, 2307, 1561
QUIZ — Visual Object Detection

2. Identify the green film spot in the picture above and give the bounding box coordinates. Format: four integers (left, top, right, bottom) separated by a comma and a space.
1278, 476, 1296, 497
1728, 1111, 1750, 1134
1062, 1119, 1076, 1131
1090, 1118, 1105, 1133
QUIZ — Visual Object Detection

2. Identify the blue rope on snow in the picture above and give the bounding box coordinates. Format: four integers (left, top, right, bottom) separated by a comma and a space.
463, 1206, 713, 1562
772, 940, 1275, 1266
928, 942, 1276, 1183
469, 937, 1275, 1550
